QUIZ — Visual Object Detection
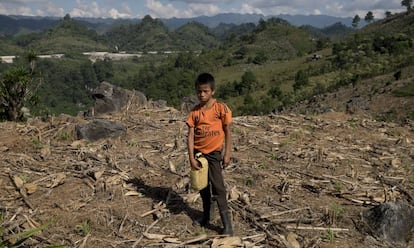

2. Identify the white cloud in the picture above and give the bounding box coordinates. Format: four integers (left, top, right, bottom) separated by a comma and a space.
36, 2, 65, 16
0, 4, 34, 15
69, 0, 132, 18
239, 3, 263, 14
146, 0, 222, 18
188, 3, 220, 16
146, 0, 184, 18
108, 8, 131, 19
0, 0, 408, 19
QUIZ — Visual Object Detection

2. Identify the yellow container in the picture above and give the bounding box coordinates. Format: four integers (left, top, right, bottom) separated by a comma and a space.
190, 153, 209, 190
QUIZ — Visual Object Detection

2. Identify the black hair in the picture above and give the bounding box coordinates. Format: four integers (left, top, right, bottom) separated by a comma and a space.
195, 73, 215, 91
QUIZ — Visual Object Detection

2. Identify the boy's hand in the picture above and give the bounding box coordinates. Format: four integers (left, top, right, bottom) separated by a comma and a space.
190, 158, 201, 170
222, 155, 231, 168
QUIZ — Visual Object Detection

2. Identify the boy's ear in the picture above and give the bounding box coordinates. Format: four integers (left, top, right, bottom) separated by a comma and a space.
212, 90, 215, 95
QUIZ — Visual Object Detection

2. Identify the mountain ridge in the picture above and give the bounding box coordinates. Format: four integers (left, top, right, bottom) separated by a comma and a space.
0, 12, 358, 36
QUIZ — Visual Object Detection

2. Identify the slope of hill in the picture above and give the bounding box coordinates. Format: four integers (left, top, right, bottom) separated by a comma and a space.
276, 14, 357, 28
226, 17, 316, 63
104, 15, 173, 52
0, 37, 23, 56
1, 105, 413, 247
172, 22, 219, 50
358, 11, 414, 35
0, 15, 58, 35
283, 66, 414, 122
22, 16, 109, 54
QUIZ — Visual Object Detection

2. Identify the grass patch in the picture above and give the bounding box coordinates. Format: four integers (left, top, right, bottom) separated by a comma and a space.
393, 82, 414, 97
0, 219, 57, 248
76, 220, 91, 237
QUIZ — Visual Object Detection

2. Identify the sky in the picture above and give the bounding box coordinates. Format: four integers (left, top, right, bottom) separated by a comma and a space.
0, 0, 407, 19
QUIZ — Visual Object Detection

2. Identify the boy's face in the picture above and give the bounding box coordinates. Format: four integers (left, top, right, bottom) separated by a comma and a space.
196, 83, 215, 104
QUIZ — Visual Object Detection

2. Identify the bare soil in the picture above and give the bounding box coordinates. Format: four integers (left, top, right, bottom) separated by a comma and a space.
1, 108, 414, 248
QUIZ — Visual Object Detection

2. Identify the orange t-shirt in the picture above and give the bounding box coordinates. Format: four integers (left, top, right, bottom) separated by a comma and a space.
186, 101, 232, 154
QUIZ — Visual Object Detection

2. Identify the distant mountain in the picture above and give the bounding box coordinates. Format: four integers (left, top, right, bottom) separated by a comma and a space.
0, 15, 58, 35
162, 13, 265, 29
0, 13, 363, 36
276, 14, 355, 28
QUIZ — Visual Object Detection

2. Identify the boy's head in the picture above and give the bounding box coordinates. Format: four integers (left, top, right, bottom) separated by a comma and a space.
195, 73, 215, 91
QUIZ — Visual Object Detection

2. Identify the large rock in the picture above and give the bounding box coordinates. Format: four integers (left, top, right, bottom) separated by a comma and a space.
181, 96, 199, 113
75, 119, 126, 141
89, 81, 147, 116
362, 201, 414, 244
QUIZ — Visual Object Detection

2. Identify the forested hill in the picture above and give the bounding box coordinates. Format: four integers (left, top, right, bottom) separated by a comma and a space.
0, 13, 356, 36
0, 10, 413, 123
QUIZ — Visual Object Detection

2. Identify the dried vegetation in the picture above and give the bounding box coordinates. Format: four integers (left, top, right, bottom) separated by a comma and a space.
1, 108, 414, 247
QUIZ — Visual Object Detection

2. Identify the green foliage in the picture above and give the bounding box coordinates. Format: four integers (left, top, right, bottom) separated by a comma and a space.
17, 16, 109, 54
76, 220, 91, 237
352, 15, 361, 28
30, 58, 96, 116
31, 137, 42, 149
93, 59, 113, 83
131, 56, 197, 108
401, 0, 413, 11
1, 11, 413, 121
365, 11, 375, 23
0, 66, 32, 121
0, 38, 24, 56
0, 219, 55, 248
244, 177, 254, 186
393, 82, 414, 96
105, 15, 173, 52
293, 70, 309, 91
173, 22, 219, 50
324, 228, 335, 242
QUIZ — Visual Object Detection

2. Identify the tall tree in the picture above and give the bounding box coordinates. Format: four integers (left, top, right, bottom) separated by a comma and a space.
352, 14, 361, 28
385, 11, 392, 18
401, 0, 413, 11
365, 11, 374, 23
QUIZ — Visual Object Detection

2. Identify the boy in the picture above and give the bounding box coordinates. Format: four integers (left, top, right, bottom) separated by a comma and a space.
186, 72, 234, 236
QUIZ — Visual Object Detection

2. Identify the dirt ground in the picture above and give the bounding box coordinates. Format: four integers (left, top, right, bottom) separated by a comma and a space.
1, 108, 414, 248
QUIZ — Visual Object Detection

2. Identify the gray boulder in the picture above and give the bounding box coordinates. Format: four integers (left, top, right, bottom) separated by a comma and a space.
76, 119, 126, 141
362, 201, 414, 245
89, 81, 147, 116
181, 96, 199, 113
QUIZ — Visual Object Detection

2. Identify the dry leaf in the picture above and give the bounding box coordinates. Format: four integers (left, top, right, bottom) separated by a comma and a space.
143, 232, 167, 240
286, 232, 301, 248
229, 186, 241, 201
240, 192, 251, 205
40, 146, 51, 158
25, 183, 38, 194
169, 160, 177, 173
71, 140, 85, 147
211, 236, 243, 248
175, 177, 190, 189
13, 175, 24, 189
47, 173, 66, 188
184, 192, 200, 203
93, 170, 105, 180
163, 237, 181, 243
125, 191, 143, 197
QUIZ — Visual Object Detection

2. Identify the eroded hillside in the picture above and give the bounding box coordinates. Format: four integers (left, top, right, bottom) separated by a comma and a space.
1, 107, 414, 247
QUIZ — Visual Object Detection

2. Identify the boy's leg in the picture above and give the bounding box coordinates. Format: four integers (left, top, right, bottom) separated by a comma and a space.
205, 151, 234, 236
204, 151, 228, 211
193, 183, 211, 227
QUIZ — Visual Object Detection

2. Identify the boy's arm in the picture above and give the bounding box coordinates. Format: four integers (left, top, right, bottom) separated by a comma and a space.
187, 126, 200, 170
222, 123, 232, 168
